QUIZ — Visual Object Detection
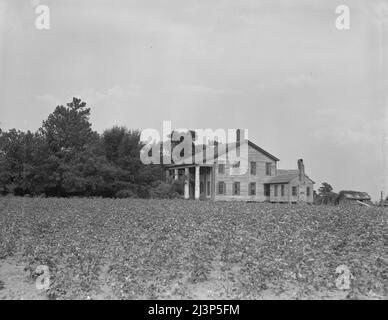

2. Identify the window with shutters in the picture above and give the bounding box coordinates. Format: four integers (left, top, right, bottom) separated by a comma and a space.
249, 182, 256, 195
233, 182, 240, 195
218, 181, 225, 195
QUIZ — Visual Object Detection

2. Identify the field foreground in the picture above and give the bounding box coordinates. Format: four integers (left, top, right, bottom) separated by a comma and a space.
0, 197, 387, 300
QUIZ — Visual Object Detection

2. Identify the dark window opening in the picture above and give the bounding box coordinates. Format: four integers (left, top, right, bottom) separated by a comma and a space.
264, 184, 270, 197
232, 161, 240, 168
249, 182, 256, 195
250, 162, 256, 175
233, 182, 240, 195
265, 162, 272, 176
218, 182, 225, 195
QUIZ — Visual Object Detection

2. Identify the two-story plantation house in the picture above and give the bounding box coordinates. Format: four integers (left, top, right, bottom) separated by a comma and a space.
165, 133, 314, 203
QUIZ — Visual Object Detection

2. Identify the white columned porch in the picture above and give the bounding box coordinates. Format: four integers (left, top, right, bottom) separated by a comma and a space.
184, 167, 189, 199
195, 166, 200, 200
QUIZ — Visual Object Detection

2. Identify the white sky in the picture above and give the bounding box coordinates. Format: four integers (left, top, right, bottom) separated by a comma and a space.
0, 0, 387, 200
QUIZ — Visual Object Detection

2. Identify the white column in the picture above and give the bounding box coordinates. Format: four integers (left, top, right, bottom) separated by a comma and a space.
184, 167, 189, 199
195, 166, 200, 200
174, 169, 178, 180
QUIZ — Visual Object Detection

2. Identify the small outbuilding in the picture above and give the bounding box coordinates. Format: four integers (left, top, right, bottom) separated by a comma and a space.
336, 190, 372, 206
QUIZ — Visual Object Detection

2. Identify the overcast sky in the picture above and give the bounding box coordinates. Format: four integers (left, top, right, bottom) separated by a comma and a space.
0, 0, 387, 200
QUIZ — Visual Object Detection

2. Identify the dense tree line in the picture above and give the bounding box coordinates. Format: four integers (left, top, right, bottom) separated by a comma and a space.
0, 98, 182, 198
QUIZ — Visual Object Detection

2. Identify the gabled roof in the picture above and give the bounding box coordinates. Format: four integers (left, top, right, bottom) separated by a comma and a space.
215, 140, 279, 161
166, 139, 279, 166
247, 140, 280, 161
338, 190, 371, 200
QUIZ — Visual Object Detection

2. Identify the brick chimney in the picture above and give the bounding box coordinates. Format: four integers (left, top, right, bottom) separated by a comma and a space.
213, 140, 218, 164
298, 159, 305, 183
236, 129, 244, 157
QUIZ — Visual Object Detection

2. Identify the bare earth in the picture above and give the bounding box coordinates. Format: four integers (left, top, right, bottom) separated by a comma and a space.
1, 254, 381, 300
0, 255, 47, 300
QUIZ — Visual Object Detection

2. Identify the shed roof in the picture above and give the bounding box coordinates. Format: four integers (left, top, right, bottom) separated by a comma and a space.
276, 169, 299, 175
266, 173, 314, 184
338, 190, 371, 200
266, 173, 299, 184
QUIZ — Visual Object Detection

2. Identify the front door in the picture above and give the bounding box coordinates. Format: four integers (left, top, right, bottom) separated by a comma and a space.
264, 184, 271, 201
199, 167, 212, 199
189, 181, 195, 198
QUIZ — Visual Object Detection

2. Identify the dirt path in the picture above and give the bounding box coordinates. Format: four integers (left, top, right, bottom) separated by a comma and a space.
0, 256, 48, 300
